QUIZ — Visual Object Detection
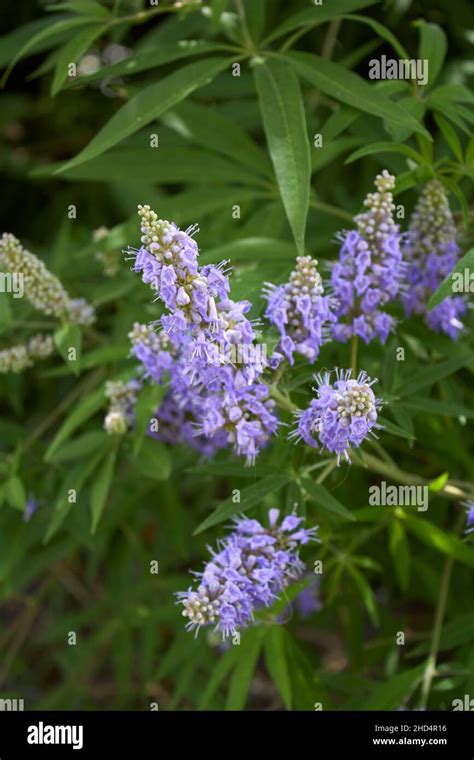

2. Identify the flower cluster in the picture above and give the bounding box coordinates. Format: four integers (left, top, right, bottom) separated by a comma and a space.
177, 509, 318, 638
403, 180, 466, 339
94, 226, 119, 278
126, 206, 278, 465
292, 369, 382, 464
331, 171, 405, 344
104, 379, 141, 435
263, 255, 335, 364
0, 233, 96, 325
464, 502, 474, 536
0, 333, 55, 374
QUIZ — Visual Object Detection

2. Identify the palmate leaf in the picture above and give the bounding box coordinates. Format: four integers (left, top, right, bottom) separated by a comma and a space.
56, 57, 231, 172
286, 52, 431, 139
254, 58, 311, 255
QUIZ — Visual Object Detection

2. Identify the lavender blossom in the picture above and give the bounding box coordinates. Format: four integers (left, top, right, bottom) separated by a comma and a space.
464, 502, 474, 535
292, 369, 382, 464
403, 180, 466, 339
0, 333, 55, 374
126, 206, 279, 465
331, 171, 404, 344
177, 509, 318, 638
0, 233, 95, 324
263, 255, 335, 364
104, 379, 141, 435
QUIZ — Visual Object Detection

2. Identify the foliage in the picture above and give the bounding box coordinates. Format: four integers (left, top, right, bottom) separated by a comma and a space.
0, 0, 473, 711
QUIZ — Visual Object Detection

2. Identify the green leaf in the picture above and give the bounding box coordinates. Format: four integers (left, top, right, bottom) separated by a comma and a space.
65, 40, 230, 88
389, 521, 411, 592
301, 477, 355, 521
399, 396, 474, 420
348, 565, 379, 625
254, 58, 311, 255
396, 351, 474, 397
199, 237, 297, 265
53, 323, 82, 373
410, 613, 474, 657
263, 627, 292, 709
45, 386, 105, 461
225, 628, 264, 710
402, 514, 474, 569
198, 645, 240, 709
359, 665, 424, 709
51, 24, 105, 95
50, 147, 262, 185
48, 430, 108, 463
163, 99, 271, 178
50, 0, 110, 16
90, 447, 117, 533
345, 141, 424, 165
4, 476, 26, 512
428, 472, 449, 493
131, 437, 171, 481
287, 52, 430, 139
2, 17, 100, 85
263, 0, 378, 44
313, 136, 364, 172
434, 112, 463, 162
194, 472, 292, 534
343, 14, 409, 59
427, 247, 474, 311
56, 57, 230, 172
415, 20, 447, 89
378, 416, 415, 440
0, 17, 72, 68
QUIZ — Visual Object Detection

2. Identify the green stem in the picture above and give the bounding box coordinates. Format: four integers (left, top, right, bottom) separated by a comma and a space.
419, 512, 464, 709
309, 198, 353, 223
234, 0, 255, 54
357, 452, 474, 503
270, 385, 298, 413
351, 335, 358, 377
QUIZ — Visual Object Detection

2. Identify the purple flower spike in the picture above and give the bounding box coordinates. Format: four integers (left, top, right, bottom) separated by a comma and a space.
177, 510, 318, 638
464, 502, 474, 535
331, 171, 405, 344
403, 180, 466, 339
292, 369, 382, 464
123, 206, 279, 465
263, 255, 335, 364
